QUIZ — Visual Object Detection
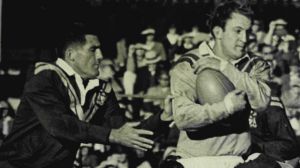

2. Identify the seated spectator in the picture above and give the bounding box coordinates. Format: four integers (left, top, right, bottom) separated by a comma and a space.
281, 78, 300, 136
115, 37, 128, 69
123, 45, 163, 119
0, 100, 15, 138
246, 39, 259, 55
163, 24, 180, 62
264, 19, 294, 48
97, 146, 128, 168
264, 19, 297, 69
260, 44, 287, 85
281, 64, 300, 93
176, 33, 196, 55
250, 19, 266, 44
98, 59, 124, 95
123, 44, 148, 98
142, 69, 171, 118
141, 28, 167, 62
189, 25, 210, 46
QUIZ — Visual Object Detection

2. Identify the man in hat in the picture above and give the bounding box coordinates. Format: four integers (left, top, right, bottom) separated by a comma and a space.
264, 18, 295, 48
125, 45, 163, 95
141, 28, 167, 62
123, 44, 164, 119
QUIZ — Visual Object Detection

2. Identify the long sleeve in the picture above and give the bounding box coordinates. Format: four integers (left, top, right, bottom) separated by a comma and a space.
221, 59, 271, 112
170, 63, 231, 130
251, 106, 300, 161
139, 112, 172, 140
102, 89, 126, 129
24, 71, 112, 144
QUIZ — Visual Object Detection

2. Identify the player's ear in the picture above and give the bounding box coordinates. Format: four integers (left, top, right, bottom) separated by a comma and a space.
212, 26, 223, 40
65, 47, 76, 62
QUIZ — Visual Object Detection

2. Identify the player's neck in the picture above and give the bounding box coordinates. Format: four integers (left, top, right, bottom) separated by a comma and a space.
212, 44, 233, 62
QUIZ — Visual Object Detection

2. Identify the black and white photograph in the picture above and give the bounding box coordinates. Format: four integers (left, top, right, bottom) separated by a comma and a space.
1, 0, 300, 167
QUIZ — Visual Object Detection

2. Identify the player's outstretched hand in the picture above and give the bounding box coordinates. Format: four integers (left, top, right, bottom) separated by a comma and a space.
109, 122, 154, 151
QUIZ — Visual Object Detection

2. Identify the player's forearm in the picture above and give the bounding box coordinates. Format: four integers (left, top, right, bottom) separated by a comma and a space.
171, 65, 233, 130
173, 99, 230, 130
222, 63, 271, 111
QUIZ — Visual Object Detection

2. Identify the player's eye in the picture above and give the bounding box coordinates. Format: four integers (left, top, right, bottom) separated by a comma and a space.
235, 29, 242, 34
90, 48, 96, 52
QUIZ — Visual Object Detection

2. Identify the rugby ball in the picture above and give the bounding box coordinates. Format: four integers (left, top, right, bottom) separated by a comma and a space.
196, 68, 235, 104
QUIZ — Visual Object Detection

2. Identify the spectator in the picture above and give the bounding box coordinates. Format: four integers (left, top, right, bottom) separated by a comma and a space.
141, 28, 167, 62
250, 19, 266, 44
143, 69, 171, 118
124, 45, 163, 119
189, 25, 210, 46
176, 32, 197, 55
163, 24, 180, 62
115, 37, 128, 69
98, 59, 124, 95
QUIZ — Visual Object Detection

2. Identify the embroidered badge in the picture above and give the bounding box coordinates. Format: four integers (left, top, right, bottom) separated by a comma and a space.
96, 91, 107, 106
95, 82, 112, 106
249, 110, 257, 128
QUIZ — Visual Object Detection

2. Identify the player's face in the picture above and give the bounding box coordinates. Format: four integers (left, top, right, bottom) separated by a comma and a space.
72, 35, 103, 79
220, 12, 251, 60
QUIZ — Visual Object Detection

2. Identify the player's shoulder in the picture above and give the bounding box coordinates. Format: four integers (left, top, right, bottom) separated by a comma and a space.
172, 49, 200, 70
172, 41, 215, 68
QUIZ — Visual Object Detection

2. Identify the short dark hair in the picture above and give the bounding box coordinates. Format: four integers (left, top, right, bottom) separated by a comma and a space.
58, 22, 98, 58
208, 0, 253, 38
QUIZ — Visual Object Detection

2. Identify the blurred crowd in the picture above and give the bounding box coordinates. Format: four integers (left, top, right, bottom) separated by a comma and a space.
2, 16, 300, 167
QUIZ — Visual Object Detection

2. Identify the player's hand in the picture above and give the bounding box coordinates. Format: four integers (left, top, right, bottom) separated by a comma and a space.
192, 57, 221, 74
109, 122, 154, 151
224, 90, 247, 114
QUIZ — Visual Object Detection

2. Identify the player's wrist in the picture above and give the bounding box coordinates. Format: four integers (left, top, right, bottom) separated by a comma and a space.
223, 96, 234, 114
108, 129, 118, 143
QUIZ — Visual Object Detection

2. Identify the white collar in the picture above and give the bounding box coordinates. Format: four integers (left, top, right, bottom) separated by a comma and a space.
56, 58, 77, 76
231, 54, 250, 65
198, 41, 250, 65
55, 58, 99, 105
